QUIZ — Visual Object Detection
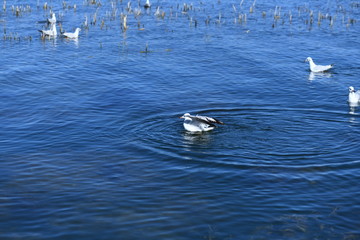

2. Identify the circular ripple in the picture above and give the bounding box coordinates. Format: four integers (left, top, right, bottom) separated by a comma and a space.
119, 105, 360, 172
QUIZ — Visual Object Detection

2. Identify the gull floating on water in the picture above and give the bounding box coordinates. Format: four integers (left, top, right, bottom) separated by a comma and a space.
154, 6, 160, 16
62, 28, 81, 39
179, 113, 224, 132
305, 57, 334, 73
348, 86, 360, 104
144, 0, 151, 8
47, 13, 56, 24
39, 23, 57, 38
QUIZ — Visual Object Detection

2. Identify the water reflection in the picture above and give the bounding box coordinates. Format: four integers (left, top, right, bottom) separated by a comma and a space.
40, 36, 58, 47
181, 131, 213, 146
64, 38, 79, 47
308, 71, 332, 81
348, 102, 360, 115
72, 38, 79, 47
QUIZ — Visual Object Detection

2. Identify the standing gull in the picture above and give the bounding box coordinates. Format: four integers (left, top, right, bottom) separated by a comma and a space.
179, 113, 224, 132
305, 57, 334, 72
62, 28, 81, 39
348, 86, 360, 104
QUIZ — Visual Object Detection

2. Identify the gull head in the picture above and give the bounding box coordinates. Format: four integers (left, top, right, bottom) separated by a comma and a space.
50, 13, 56, 22
349, 86, 355, 93
180, 113, 192, 120
75, 28, 81, 33
305, 57, 312, 62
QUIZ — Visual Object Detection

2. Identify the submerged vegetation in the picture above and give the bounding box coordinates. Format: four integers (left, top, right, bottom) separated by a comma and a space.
0, 0, 359, 49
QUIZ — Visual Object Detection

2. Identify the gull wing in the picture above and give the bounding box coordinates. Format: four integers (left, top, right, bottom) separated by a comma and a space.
194, 115, 224, 125
314, 64, 334, 72
62, 32, 74, 38
39, 29, 52, 36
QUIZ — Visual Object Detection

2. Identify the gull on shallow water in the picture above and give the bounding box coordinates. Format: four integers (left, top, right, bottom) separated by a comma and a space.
348, 86, 360, 104
47, 13, 56, 24
144, 0, 151, 8
179, 113, 224, 132
305, 57, 334, 73
39, 23, 57, 38
62, 28, 81, 39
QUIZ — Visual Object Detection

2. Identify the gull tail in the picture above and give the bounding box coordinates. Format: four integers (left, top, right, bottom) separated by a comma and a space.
212, 118, 225, 125
205, 116, 225, 125
195, 115, 225, 125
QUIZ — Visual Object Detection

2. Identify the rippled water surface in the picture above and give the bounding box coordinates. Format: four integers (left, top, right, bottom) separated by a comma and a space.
1, 0, 360, 239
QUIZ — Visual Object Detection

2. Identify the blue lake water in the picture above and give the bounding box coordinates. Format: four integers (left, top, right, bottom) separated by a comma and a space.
1, 0, 360, 239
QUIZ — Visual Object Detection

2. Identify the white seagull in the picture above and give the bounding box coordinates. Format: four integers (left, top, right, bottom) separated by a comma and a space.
144, 0, 151, 8
179, 113, 224, 132
305, 57, 334, 73
39, 23, 57, 38
62, 28, 81, 39
47, 13, 57, 24
348, 86, 360, 104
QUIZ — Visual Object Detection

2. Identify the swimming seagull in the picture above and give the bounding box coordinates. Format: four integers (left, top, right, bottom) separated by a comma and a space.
47, 13, 56, 24
62, 28, 81, 39
179, 113, 224, 132
144, 0, 151, 8
39, 23, 57, 38
154, 6, 160, 17
348, 86, 360, 104
305, 57, 334, 73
